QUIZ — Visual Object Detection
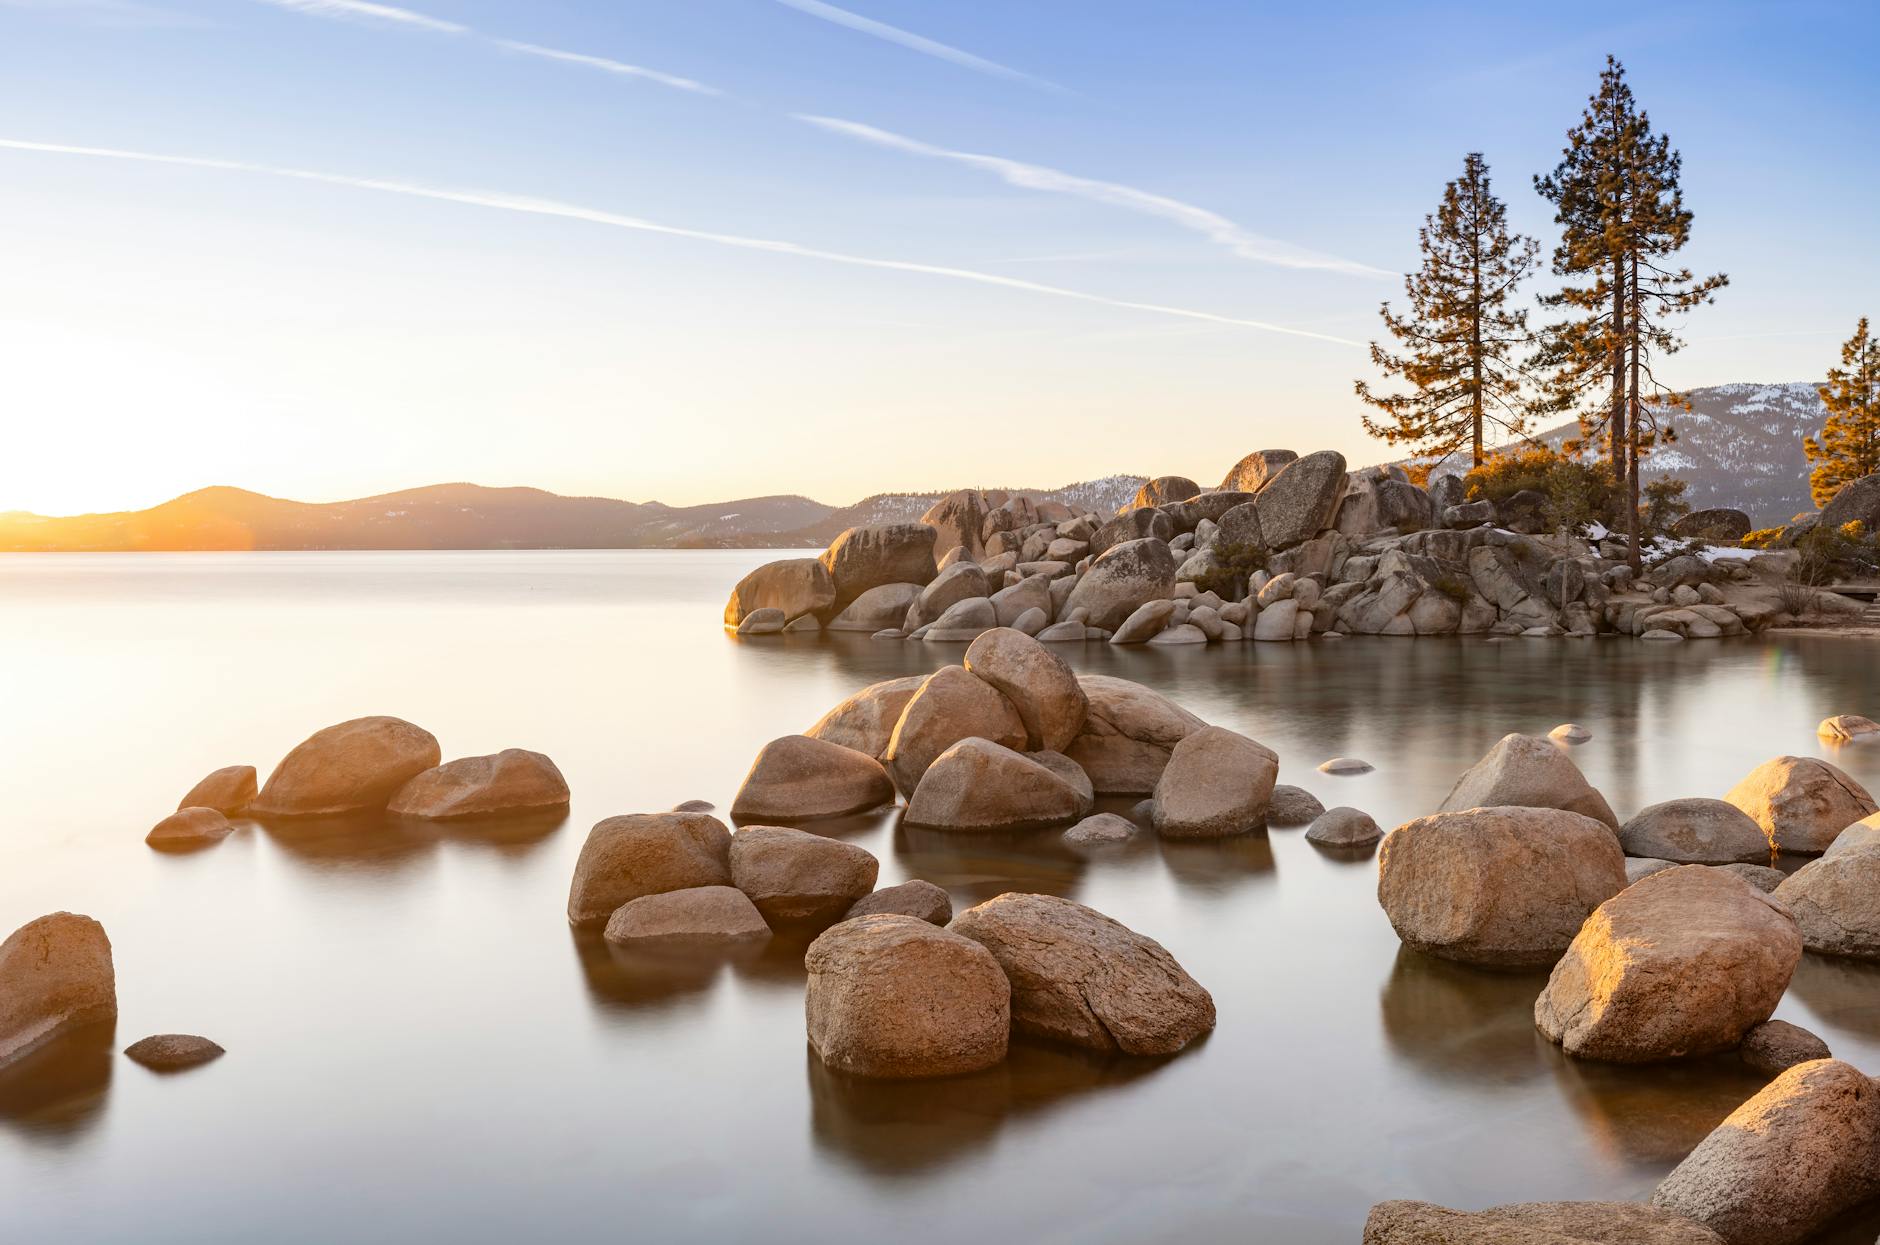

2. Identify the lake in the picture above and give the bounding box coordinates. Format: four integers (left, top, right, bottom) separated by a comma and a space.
4, 549, 1880, 1243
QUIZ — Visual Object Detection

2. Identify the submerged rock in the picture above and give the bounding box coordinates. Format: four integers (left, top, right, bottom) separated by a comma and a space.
949, 893, 1213, 1056
1619, 798, 1770, 865
1438, 733, 1619, 829
1816, 714, 1880, 743
1723, 755, 1877, 854
0, 912, 117, 1071
730, 735, 895, 822
1738, 1019, 1831, 1076
177, 765, 256, 816
729, 825, 878, 925
602, 885, 770, 947
845, 879, 952, 925
805, 915, 1009, 1079
388, 749, 570, 820
1266, 785, 1325, 826
1317, 757, 1373, 776
565, 812, 732, 926
1151, 725, 1277, 837
1306, 806, 1382, 847
250, 716, 442, 818
1549, 723, 1593, 745
1362, 1200, 1724, 1244
124, 1033, 225, 1071
1062, 813, 1138, 847
146, 806, 233, 847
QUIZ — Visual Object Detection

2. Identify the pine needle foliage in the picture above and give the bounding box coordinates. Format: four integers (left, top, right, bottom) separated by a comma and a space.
1804, 317, 1880, 507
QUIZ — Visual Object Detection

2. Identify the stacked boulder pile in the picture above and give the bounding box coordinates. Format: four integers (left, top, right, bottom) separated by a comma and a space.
1368, 727, 1880, 1244
725, 450, 1836, 644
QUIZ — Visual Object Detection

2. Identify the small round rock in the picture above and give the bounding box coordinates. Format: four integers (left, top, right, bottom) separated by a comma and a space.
670, 799, 715, 813
1739, 1019, 1831, 1076
1305, 807, 1382, 847
1267, 785, 1326, 827
845, 879, 952, 926
1549, 723, 1593, 744
1717, 862, 1787, 893
125, 1034, 225, 1070
1317, 757, 1374, 776
146, 806, 234, 848
1063, 813, 1138, 847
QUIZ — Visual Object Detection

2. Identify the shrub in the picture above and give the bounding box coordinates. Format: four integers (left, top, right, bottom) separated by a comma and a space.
1741, 527, 1784, 549
1191, 539, 1268, 599
1641, 478, 1692, 537
1464, 445, 1616, 532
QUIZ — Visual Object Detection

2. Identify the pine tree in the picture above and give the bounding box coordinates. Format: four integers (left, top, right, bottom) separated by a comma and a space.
1805, 317, 1880, 508
1533, 56, 1727, 569
1356, 153, 1539, 468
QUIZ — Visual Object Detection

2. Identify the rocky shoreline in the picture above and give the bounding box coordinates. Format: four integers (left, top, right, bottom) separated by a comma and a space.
723, 451, 1877, 645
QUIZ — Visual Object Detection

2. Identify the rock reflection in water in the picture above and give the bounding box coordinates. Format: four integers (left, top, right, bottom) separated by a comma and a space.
1550, 1054, 1764, 1166
254, 807, 567, 873
0, 1021, 115, 1146
1380, 948, 1553, 1084
1787, 954, 1880, 1041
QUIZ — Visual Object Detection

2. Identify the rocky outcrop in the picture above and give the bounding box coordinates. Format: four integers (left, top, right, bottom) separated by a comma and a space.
817, 523, 938, 618
729, 825, 878, 925
1377, 807, 1628, 967
730, 735, 895, 821
805, 915, 1010, 1078
1618, 798, 1770, 865
602, 885, 771, 946
882, 665, 1027, 795
250, 716, 442, 818
0, 912, 117, 1070
1439, 733, 1619, 829
1150, 725, 1277, 837
846, 879, 952, 925
146, 806, 233, 847
949, 893, 1213, 1056
178, 765, 255, 816
905, 738, 1088, 832
962, 628, 1087, 751
1723, 755, 1877, 854
1362, 1201, 1725, 1244
1654, 1059, 1880, 1245
1064, 674, 1207, 794
387, 748, 570, 820
566, 812, 732, 925
1773, 844, 1880, 959
806, 676, 925, 758
723, 557, 834, 627
1534, 866, 1801, 1062
1063, 538, 1177, 631
124, 1033, 224, 1070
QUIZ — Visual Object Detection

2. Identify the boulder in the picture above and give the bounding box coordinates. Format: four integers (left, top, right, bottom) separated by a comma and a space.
1034, 621, 1086, 642
806, 675, 926, 759
1739, 1019, 1831, 1076
1773, 847, 1880, 958
1027, 749, 1095, 816
250, 716, 442, 817
1110, 599, 1176, 644
566, 812, 732, 925
1654, 1059, 1880, 1245
1253, 450, 1348, 548
602, 885, 770, 946
904, 562, 991, 631
1818, 470, 1880, 532
0, 913, 116, 1070
1125, 475, 1200, 511
882, 665, 1027, 796
123, 1033, 224, 1070
805, 915, 1009, 1079
1671, 509, 1752, 542
1625, 857, 1679, 884
818, 524, 938, 617
723, 557, 834, 626
1535, 866, 1802, 1061
736, 608, 786, 635
949, 893, 1214, 1055
1267, 785, 1325, 826
826, 582, 923, 632
1148, 622, 1207, 645
1618, 798, 1770, 865
1088, 508, 1174, 558
988, 574, 1052, 628
1219, 448, 1298, 494
1825, 813, 1880, 858
177, 765, 255, 815
387, 748, 570, 820
1063, 813, 1138, 846
919, 490, 990, 562
1718, 862, 1787, 892
963, 628, 1088, 751
1252, 599, 1300, 641
730, 735, 896, 822
1377, 807, 1628, 968
146, 806, 233, 847
1550, 723, 1593, 744
846, 879, 952, 925
729, 825, 878, 925
1362, 1201, 1725, 1245
1063, 538, 1178, 632
905, 738, 1087, 832
1723, 755, 1877, 854
1819, 713, 1880, 742
1151, 725, 1278, 838
1306, 806, 1382, 847
1439, 733, 1619, 829
1064, 674, 1208, 794
1214, 499, 1267, 551
671, 799, 714, 813
1165, 490, 1257, 531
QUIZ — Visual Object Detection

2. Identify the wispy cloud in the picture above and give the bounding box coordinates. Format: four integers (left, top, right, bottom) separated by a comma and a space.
0, 137, 1357, 346
491, 41, 720, 96
2, 0, 205, 27
251, 0, 462, 35
799, 115, 1391, 279
772, 0, 1061, 91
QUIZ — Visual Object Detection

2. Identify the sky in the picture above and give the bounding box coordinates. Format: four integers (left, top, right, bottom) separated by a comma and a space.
1, 0, 1876, 514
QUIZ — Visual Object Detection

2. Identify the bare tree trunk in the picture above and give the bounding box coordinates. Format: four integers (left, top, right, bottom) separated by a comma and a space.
1471, 217, 1485, 467
1627, 254, 1643, 574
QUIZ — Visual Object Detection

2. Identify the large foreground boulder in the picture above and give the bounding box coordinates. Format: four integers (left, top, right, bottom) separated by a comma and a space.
1618, 798, 1770, 865
1253, 449, 1347, 548
805, 915, 1009, 1078
0, 913, 117, 1070
1723, 755, 1877, 854
1773, 846, 1880, 958
1534, 866, 1801, 1062
387, 749, 570, 820
1150, 725, 1278, 837
1363, 1201, 1724, 1244
602, 885, 770, 947
962, 628, 1088, 752
1377, 807, 1628, 967
1438, 733, 1619, 829
806, 676, 925, 759
729, 735, 895, 822
723, 557, 834, 627
949, 893, 1213, 1055
177, 764, 255, 816
1063, 537, 1178, 632
729, 825, 878, 925
818, 523, 938, 618
566, 812, 732, 925
882, 665, 1026, 795
250, 716, 442, 817
905, 738, 1088, 832
1654, 1059, 1880, 1245
1064, 674, 1207, 794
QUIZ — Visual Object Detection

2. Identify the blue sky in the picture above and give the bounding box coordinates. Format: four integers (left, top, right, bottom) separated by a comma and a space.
1, 0, 1875, 512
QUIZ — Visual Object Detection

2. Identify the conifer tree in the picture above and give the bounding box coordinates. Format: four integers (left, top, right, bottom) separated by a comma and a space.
1805, 317, 1880, 508
1356, 153, 1538, 469
1533, 56, 1727, 569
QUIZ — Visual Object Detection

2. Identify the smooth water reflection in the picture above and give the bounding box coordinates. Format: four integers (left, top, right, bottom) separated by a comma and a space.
1, 551, 1879, 1243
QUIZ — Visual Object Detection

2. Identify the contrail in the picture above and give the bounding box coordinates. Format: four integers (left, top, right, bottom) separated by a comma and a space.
0, 137, 1358, 345
772, 0, 1061, 91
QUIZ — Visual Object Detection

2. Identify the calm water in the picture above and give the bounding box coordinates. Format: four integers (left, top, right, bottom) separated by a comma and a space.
4, 550, 1880, 1244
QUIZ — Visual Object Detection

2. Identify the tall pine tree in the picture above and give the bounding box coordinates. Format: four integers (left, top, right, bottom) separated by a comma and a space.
1533, 56, 1727, 568
1356, 152, 1539, 468
1805, 317, 1880, 508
